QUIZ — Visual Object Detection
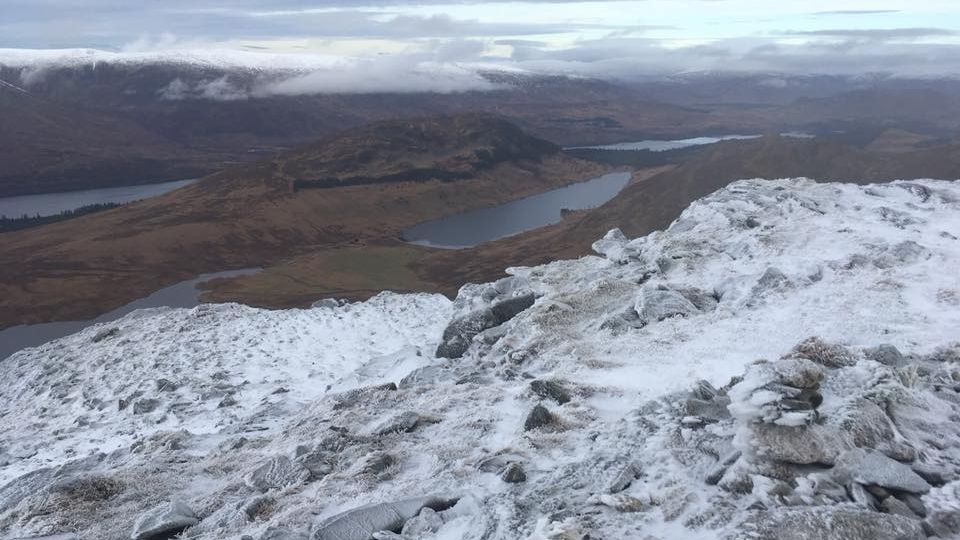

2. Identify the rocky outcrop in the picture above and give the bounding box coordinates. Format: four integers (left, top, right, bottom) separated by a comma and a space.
436, 277, 536, 359
131, 501, 198, 540
311, 496, 457, 540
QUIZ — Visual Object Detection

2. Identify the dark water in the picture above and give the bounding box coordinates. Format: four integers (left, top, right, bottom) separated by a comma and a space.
0, 268, 259, 360
0, 179, 196, 218
402, 171, 631, 249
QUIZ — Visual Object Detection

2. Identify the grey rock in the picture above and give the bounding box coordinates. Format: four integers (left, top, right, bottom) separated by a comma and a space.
524, 405, 555, 431
132, 398, 160, 415
312, 298, 341, 309
847, 482, 877, 510
435, 293, 535, 359
91, 327, 119, 343
791, 337, 856, 368
262, 527, 308, 540
865, 344, 907, 367
0, 453, 106, 514
897, 493, 928, 518
500, 463, 527, 483
217, 395, 237, 408
296, 449, 334, 480
890, 240, 929, 263
331, 383, 397, 410
911, 462, 952, 487
926, 508, 960, 537
706, 451, 741, 486
398, 366, 449, 389
490, 293, 536, 324
676, 286, 719, 312
606, 462, 641, 493
684, 396, 732, 422
740, 507, 925, 540
771, 357, 824, 389
835, 398, 894, 449
635, 286, 700, 324
131, 501, 199, 540
401, 507, 444, 536
375, 411, 420, 435
881, 496, 919, 519
529, 380, 571, 405
834, 449, 931, 494
360, 452, 396, 475
751, 423, 849, 465
898, 182, 932, 202
311, 496, 456, 540
245, 456, 310, 493
435, 309, 498, 359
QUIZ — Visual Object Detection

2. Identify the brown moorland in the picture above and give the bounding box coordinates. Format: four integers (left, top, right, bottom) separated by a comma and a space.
0, 114, 609, 328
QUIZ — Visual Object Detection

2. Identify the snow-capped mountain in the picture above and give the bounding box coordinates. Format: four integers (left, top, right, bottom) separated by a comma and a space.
3, 177, 960, 539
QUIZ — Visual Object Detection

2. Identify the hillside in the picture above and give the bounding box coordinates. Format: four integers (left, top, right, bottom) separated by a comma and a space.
3, 178, 959, 539
0, 114, 607, 328
201, 135, 960, 306
0, 85, 218, 196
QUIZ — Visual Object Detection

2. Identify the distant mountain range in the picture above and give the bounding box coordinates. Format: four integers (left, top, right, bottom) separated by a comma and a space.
3, 59, 959, 197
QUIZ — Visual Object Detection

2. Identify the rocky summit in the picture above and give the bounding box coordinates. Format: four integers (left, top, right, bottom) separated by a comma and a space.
2, 178, 960, 539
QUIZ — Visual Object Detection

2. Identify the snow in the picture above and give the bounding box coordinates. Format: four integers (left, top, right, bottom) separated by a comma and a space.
0, 293, 451, 486
1, 177, 959, 539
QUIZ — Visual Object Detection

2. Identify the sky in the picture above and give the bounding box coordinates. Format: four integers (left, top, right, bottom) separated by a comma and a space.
2, 1, 960, 89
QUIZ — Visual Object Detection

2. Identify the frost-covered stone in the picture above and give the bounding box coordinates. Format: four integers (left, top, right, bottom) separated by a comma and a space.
833, 449, 931, 494
374, 411, 420, 435
131, 501, 198, 540
529, 380, 571, 405
311, 496, 456, 540
435, 291, 535, 359
524, 405, 555, 431
738, 507, 925, 540
771, 357, 823, 389
750, 423, 849, 465
635, 285, 700, 324
245, 456, 310, 493
500, 463, 526, 483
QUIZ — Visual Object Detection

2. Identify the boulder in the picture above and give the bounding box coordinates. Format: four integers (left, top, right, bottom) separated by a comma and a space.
262, 527, 308, 540
524, 405, 555, 431
833, 449, 931, 494
500, 463, 527, 483
131, 501, 199, 540
771, 357, 823, 389
864, 344, 907, 367
435, 293, 535, 359
132, 398, 160, 415
751, 423, 848, 465
398, 366, 449, 389
739, 507, 925, 540
374, 411, 420, 436
791, 337, 856, 368
245, 456, 311, 493
635, 286, 699, 324
529, 380, 571, 405
312, 496, 456, 540
435, 309, 499, 359
490, 293, 536, 324
881, 496, 919, 519
400, 507, 444, 536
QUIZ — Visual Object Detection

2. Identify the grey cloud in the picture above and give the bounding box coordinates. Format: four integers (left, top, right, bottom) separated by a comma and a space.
785, 28, 956, 40
812, 10, 902, 16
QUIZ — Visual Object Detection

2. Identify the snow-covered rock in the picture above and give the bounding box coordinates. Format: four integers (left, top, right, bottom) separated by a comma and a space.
2, 177, 960, 539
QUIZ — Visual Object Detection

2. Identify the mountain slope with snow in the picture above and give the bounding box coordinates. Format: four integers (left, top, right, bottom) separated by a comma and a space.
2, 177, 960, 540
